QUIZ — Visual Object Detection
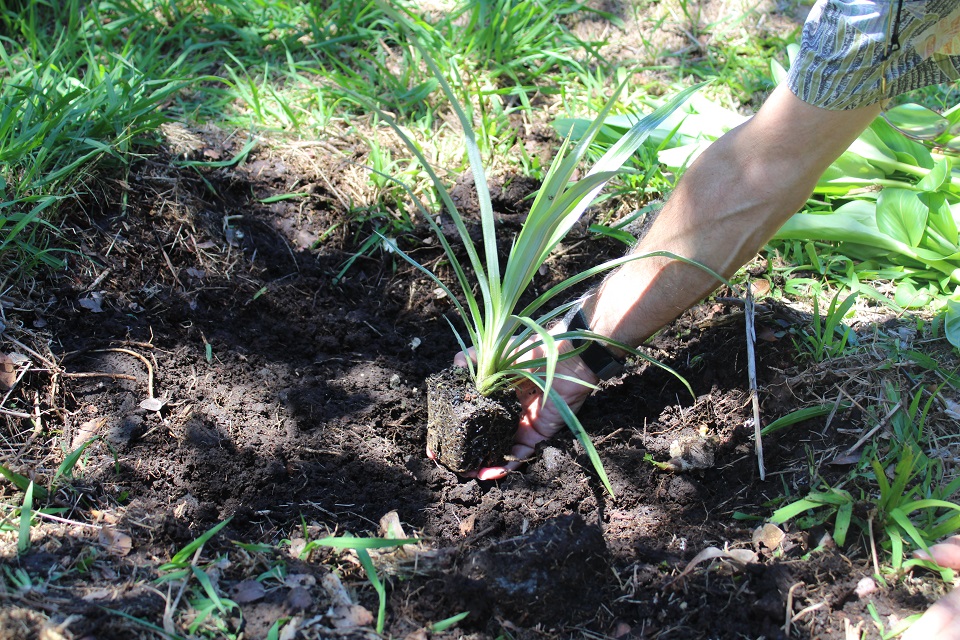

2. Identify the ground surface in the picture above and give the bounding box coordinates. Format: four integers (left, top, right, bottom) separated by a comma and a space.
0, 128, 957, 640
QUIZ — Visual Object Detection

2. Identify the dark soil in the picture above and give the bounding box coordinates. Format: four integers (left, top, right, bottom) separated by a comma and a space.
0, 133, 952, 639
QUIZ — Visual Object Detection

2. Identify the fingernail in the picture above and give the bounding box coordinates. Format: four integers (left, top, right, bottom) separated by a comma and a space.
478, 469, 503, 481
914, 550, 932, 561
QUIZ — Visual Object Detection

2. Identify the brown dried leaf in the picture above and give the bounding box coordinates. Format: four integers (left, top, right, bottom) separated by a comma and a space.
330, 604, 374, 629
74, 417, 107, 447
665, 546, 757, 589
232, 579, 266, 604
98, 527, 132, 556
752, 523, 785, 550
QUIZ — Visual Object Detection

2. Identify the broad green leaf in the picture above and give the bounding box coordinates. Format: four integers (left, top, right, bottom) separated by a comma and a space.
918, 157, 951, 192
895, 280, 935, 308
945, 299, 960, 348
925, 193, 959, 248
834, 500, 852, 547
876, 188, 928, 247
870, 118, 934, 169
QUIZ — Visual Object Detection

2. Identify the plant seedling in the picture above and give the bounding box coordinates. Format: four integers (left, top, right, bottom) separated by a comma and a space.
360, 27, 716, 492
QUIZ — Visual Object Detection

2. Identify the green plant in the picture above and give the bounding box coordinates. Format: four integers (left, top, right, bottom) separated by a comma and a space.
792, 288, 858, 362
770, 383, 960, 576
156, 518, 239, 637
366, 42, 715, 493
302, 534, 418, 635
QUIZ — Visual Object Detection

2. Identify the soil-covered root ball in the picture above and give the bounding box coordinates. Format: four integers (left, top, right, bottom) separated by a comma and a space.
425, 366, 520, 473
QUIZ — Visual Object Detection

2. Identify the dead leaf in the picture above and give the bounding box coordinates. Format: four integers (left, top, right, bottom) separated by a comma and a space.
379, 510, 406, 539
232, 579, 266, 604
139, 397, 167, 412
98, 527, 132, 556
756, 325, 778, 342
90, 509, 120, 525
79, 293, 104, 313
74, 417, 107, 447
750, 279, 771, 296
752, 523, 785, 550
665, 546, 757, 588
459, 513, 477, 536
330, 604, 374, 629
285, 586, 312, 612
0, 352, 16, 390
321, 572, 353, 607
944, 397, 960, 420
284, 573, 316, 589
830, 451, 863, 466
278, 617, 301, 640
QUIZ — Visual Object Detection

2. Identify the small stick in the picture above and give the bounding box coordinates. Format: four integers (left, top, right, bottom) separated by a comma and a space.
783, 582, 803, 635
83, 268, 111, 293
31, 510, 102, 530
843, 399, 902, 456
0, 407, 32, 418
89, 348, 155, 398
745, 285, 765, 480
61, 372, 138, 382
4, 335, 57, 370
154, 232, 185, 291
868, 515, 881, 577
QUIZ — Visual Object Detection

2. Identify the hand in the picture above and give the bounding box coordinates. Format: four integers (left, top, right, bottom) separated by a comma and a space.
902, 537, 960, 640
427, 336, 599, 481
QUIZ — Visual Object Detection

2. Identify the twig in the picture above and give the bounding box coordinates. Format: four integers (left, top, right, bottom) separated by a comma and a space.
4, 335, 57, 370
61, 344, 154, 398
745, 285, 765, 480
868, 515, 881, 577
32, 510, 103, 530
783, 582, 803, 635
84, 268, 112, 293
843, 398, 902, 456
154, 231, 185, 291
61, 372, 138, 382
0, 407, 32, 418
791, 601, 826, 623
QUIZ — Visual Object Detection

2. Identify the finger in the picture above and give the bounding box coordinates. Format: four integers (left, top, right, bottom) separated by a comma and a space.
901, 588, 960, 640
453, 347, 478, 368
915, 541, 960, 569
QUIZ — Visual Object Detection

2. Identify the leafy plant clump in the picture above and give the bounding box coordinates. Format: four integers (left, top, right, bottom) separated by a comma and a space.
366, 39, 712, 492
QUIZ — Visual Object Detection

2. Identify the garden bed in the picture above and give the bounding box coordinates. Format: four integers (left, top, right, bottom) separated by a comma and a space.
0, 132, 955, 639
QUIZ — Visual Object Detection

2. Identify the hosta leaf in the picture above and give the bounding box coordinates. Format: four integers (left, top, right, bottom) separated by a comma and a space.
946, 299, 960, 349
895, 280, 935, 308
923, 191, 957, 238
871, 118, 934, 169
877, 188, 928, 247
918, 157, 951, 192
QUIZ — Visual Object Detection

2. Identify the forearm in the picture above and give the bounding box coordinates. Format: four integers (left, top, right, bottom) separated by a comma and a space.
580, 85, 881, 351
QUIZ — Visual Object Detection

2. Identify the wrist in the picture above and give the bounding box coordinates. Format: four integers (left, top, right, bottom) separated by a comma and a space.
566, 307, 626, 381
